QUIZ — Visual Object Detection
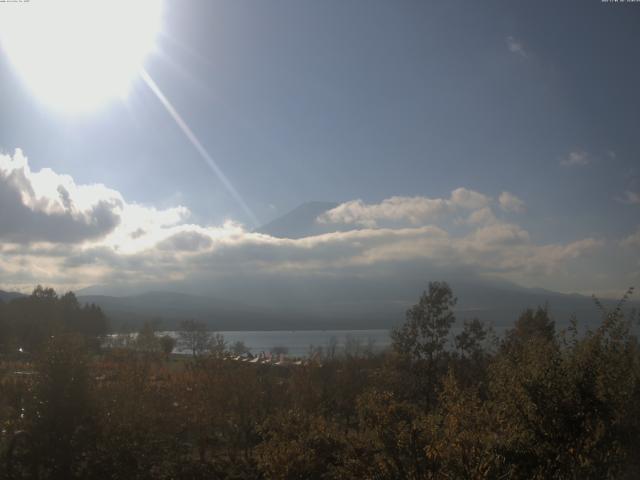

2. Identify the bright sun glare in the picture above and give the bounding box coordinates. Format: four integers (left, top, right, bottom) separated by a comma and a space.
0, 0, 162, 112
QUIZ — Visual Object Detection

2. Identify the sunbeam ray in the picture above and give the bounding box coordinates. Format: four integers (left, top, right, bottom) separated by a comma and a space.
139, 67, 259, 227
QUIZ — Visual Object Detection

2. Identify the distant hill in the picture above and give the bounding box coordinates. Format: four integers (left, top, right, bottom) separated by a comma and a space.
4, 282, 635, 333
0, 290, 26, 303
75, 281, 637, 333
77, 291, 341, 332
255, 201, 339, 238
6, 202, 637, 333
74, 200, 638, 332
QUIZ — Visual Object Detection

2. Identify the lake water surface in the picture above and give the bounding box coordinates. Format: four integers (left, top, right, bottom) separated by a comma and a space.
162, 329, 391, 357
118, 325, 514, 357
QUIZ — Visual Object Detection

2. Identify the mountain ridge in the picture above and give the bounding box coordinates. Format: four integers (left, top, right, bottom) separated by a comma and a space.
255, 201, 339, 238
0, 290, 26, 303
3, 203, 636, 332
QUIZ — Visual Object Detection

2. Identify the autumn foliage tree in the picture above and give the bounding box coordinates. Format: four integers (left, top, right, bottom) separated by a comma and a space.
1, 283, 639, 479
0, 286, 108, 354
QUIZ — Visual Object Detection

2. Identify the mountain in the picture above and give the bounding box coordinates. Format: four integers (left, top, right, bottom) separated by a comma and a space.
255, 201, 339, 238
0, 290, 26, 303
77, 291, 348, 331
74, 280, 636, 333
9, 204, 636, 332
73, 202, 637, 332
6, 280, 632, 333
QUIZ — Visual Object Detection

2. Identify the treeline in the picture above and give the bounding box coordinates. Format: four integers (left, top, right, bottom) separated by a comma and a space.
0, 286, 108, 354
0, 282, 639, 479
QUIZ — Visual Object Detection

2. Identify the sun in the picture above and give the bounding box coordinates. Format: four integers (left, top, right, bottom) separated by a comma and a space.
0, 0, 163, 113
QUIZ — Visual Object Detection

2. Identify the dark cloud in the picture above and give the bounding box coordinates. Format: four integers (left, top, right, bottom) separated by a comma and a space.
0, 169, 121, 243
157, 230, 213, 252
0, 150, 629, 297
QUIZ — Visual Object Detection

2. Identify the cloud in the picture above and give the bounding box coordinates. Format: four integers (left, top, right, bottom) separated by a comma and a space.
621, 227, 640, 249
498, 191, 525, 213
37, 220, 601, 292
0, 149, 122, 243
616, 191, 640, 205
460, 207, 498, 226
470, 223, 530, 246
506, 36, 527, 57
0, 149, 193, 250
317, 188, 490, 227
0, 150, 623, 296
157, 229, 214, 252
560, 151, 590, 167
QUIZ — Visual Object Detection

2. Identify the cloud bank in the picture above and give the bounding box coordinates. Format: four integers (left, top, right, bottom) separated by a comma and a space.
317, 188, 490, 227
0, 149, 634, 296
0, 150, 122, 243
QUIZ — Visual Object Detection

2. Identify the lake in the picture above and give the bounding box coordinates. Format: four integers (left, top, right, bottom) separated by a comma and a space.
161, 329, 391, 357
113, 325, 514, 357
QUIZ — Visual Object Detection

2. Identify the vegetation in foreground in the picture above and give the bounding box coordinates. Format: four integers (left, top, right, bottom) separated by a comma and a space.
0, 283, 639, 479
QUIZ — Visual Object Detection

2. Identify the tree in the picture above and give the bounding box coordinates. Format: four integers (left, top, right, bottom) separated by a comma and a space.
326, 336, 338, 360
59, 291, 108, 349
504, 305, 555, 350
136, 321, 160, 353
0, 299, 10, 354
31, 285, 58, 301
14, 286, 61, 352
391, 281, 457, 363
344, 334, 363, 358
454, 318, 491, 359
28, 334, 95, 478
489, 293, 640, 479
271, 345, 289, 356
230, 340, 250, 356
1, 287, 108, 354
209, 332, 226, 358
352, 389, 435, 479
178, 319, 213, 357
160, 335, 177, 359
388, 281, 458, 407
256, 409, 345, 479
80, 303, 109, 339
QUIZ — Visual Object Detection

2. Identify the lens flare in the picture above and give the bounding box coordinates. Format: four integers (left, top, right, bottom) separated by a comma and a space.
0, 0, 162, 112
140, 69, 259, 227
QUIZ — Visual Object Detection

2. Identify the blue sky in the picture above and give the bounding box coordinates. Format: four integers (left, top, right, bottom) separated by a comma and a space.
0, 0, 639, 297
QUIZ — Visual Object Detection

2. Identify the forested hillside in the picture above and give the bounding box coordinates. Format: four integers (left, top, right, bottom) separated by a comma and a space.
1, 283, 639, 479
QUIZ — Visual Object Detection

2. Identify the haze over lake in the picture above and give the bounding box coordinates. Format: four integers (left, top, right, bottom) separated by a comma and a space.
123, 329, 391, 357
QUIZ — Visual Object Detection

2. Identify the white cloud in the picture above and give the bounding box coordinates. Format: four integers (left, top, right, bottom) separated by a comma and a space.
506, 36, 527, 57
616, 191, 640, 205
560, 151, 590, 167
498, 191, 525, 213
35, 221, 601, 292
621, 227, 640, 249
470, 223, 530, 246
0, 150, 623, 295
460, 207, 498, 226
0, 149, 190, 249
317, 188, 490, 227
450, 187, 490, 210
0, 149, 123, 243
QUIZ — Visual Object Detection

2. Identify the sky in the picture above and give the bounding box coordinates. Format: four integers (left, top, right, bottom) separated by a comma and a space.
0, 0, 639, 298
